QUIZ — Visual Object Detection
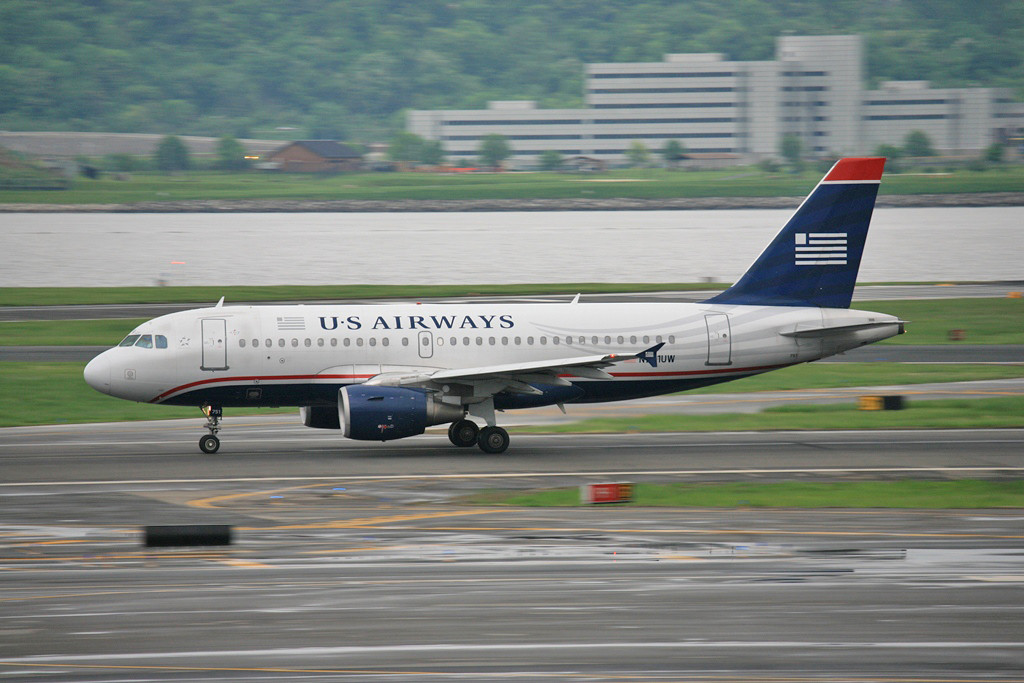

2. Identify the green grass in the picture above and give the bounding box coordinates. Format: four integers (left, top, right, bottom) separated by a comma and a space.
684, 363, 1024, 394
521, 395, 1024, 434
0, 318, 149, 346
471, 480, 1024, 508
875, 297, 1024, 345
2, 166, 1023, 204
0, 362, 291, 427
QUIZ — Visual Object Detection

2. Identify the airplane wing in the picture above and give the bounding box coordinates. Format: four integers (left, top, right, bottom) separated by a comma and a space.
365, 343, 665, 395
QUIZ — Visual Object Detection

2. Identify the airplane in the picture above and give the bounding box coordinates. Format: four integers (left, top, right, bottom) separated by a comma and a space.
84, 157, 904, 455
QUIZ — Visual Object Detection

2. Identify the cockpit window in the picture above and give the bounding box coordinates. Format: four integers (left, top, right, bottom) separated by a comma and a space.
134, 334, 153, 348
155, 335, 168, 349
118, 335, 140, 347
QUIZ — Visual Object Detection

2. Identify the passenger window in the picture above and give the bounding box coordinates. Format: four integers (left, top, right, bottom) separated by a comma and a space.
239, 339, 246, 348
135, 334, 153, 348
616, 335, 624, 344
527, 336, 534, 345
291, 338, 298, 347
463, 337, 470, 346
402, 338, 410, 346
591, 336, 598, 345
630, 335, 637, 344
540, 336, 547, 345
252, 338, 259, 348
330, 338, 337, 347
669, 335, 676, 344
356, 338, 364, 347
317, 338, 324, 347
488, 337, 495, 345
643, 335, 650, 344
514, 337, 521, 345
266, 338, 272, 347
344, 338, 351, 347
119, 335, 140, 347
604, 336, 611, 345
156, 335, 168, 349
552, 336, 560, 345
304, 338, 311, 347
278, 339, 285, 347
369, 338, 377, 347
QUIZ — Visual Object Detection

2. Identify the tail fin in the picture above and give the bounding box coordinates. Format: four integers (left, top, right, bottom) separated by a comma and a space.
704, 157, 885, 309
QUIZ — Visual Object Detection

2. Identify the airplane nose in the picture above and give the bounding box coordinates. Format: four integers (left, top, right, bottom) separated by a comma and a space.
83, 353, 111, 395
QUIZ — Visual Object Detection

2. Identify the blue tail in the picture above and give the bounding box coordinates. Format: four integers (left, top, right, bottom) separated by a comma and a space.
704, 157, 885, 309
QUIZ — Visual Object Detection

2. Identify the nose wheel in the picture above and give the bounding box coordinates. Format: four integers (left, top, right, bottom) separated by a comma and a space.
199, 405, 222, 454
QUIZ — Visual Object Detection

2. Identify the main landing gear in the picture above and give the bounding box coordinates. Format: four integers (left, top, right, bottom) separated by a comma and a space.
199, 404, 222, 454
447, 418, 510, 454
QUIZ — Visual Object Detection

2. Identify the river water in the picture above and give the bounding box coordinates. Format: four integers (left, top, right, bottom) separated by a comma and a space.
1, 208, 1020, 287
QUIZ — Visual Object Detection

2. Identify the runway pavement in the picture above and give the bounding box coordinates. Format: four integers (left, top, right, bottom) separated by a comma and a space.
1, 427, 1023, 681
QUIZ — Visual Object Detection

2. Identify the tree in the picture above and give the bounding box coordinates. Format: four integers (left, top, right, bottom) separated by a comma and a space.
626, 140, 650, 167
538, 149, 564, 171
388, 132, 425, 164
418, 139, 445, 166
479, 134, 511, 169
983, 143, 1005, 163
873, 144, 903, 160
153, 135, 191, 172
780, 134, 803, 169
216, 135, 249, 170
660, 139, 687, 168
903, 130, 936, 157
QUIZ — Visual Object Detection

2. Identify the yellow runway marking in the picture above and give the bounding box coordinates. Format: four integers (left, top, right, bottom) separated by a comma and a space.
244, 508, 505, 531
215, 558, 272, 569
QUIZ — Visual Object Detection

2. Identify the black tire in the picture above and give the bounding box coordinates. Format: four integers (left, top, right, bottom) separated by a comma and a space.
477, 426, 510, 454
448, 419, 479, 448
199, 434, 220, 454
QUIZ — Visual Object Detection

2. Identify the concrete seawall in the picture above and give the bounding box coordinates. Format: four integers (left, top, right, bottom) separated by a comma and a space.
1, 192, 1023, 213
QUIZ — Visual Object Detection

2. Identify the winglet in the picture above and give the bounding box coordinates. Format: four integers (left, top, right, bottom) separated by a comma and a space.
215, 296, 225, 308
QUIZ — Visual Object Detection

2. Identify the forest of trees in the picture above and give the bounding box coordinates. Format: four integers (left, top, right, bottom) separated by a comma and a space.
1, 0, 1021, 145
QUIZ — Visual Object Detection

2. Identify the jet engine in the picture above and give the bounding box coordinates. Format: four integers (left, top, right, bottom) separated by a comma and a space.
338, 385, 464, 441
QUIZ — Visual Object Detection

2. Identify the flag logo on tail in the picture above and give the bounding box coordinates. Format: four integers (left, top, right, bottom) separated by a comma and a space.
795, 232, 847, 266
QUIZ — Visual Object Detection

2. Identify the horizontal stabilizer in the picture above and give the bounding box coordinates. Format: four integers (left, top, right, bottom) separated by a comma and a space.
779, 320, 907, 338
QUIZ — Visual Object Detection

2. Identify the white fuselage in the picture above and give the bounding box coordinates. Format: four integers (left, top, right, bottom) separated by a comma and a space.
84, 301, 902, 408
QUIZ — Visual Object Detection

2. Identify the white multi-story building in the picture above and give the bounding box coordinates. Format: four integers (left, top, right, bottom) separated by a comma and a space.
406, 34, 1024, 166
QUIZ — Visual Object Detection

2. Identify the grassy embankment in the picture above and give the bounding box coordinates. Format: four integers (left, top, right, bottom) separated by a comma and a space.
2, 166, 1024, 204
467, 480, 1024, 508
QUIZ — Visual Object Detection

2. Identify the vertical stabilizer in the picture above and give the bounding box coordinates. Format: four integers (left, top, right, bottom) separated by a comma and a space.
704, 157, 885, 308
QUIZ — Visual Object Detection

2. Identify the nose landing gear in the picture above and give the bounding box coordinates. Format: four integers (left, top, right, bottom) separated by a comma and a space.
199, 404, 222, 453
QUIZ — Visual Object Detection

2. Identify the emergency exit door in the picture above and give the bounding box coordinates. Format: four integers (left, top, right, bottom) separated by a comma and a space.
201, 318, 229, 371
705, 313, 732, 366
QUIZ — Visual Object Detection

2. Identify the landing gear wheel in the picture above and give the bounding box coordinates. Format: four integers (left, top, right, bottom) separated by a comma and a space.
199, 434, 220, 454
477, 426, 510, 454
448, 419, 479, 448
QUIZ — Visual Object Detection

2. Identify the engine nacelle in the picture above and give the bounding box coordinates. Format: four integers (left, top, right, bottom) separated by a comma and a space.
339, 385, 464, 441
300, 405, 341, 429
